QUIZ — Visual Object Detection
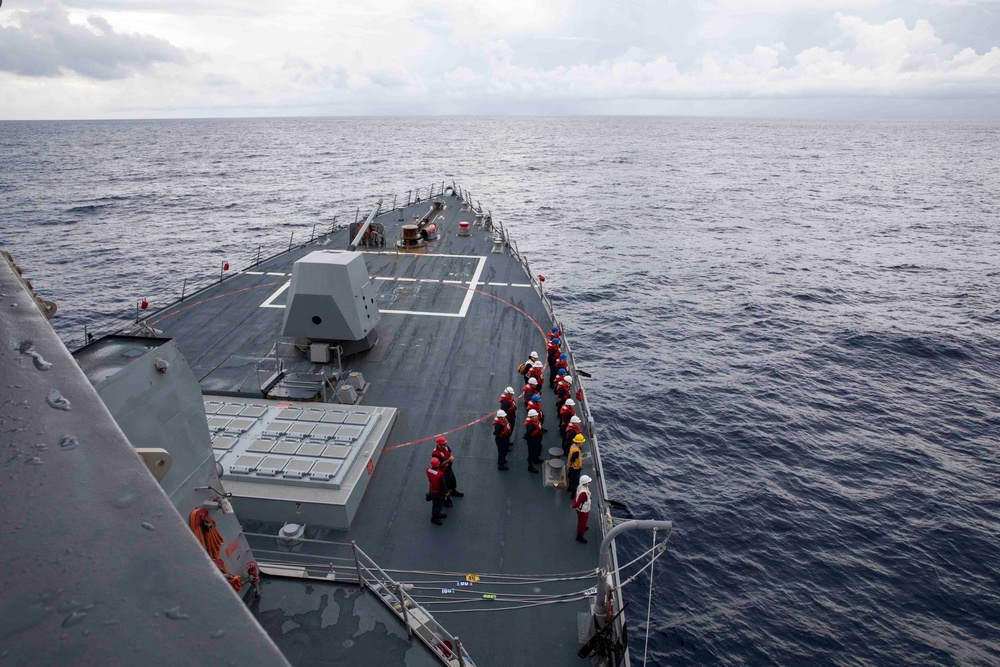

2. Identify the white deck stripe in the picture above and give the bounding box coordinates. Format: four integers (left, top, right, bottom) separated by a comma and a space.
487, 282, 507, 286
458, 256, 487, 318
259, 254, 488, 318
260, 281, 291, 308
511, 283, 531, 288
245, 271, 265, 276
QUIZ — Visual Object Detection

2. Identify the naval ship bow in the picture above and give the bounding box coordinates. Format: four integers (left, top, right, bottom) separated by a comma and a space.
1, 185, 673, 667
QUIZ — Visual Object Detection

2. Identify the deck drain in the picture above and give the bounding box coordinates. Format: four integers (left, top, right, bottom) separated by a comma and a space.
343, 639, 354, 649
533, 587, 542, 594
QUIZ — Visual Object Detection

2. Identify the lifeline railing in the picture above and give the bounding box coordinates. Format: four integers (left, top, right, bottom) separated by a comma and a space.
244, 532, 475, 667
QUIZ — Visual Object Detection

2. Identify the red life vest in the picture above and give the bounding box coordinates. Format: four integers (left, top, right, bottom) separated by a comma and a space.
559, 405, 574, 425
426, 467, 444, 492
432, 444, 452, 469
493, 416, 511, 437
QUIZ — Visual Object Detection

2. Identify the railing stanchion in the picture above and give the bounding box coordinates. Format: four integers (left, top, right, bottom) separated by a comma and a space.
351, 540, 365, 589
181, 278, 187, 301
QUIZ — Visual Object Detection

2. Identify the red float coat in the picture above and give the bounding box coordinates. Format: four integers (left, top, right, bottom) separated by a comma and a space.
432, 444, 454, 470
493, 416, 511, 438
558, 404, 575, 428
499, 394, 516, 416
523, 417, 542, 440
426, 467, 445, 493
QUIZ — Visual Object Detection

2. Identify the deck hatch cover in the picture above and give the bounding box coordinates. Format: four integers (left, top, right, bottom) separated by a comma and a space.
247, 440, 273, 453
283, 460, 314, 478
310, 461, 342, 480
296, 443, 325, 457
310, 424, 340, 439
230, 455, 263, 474
207, 417, 232, 431
271, 442, 300, 455
257, 457, 288, 476
212, 435, 239, 451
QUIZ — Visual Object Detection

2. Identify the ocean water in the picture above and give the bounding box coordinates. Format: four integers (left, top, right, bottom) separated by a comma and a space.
2, 117, 999, 666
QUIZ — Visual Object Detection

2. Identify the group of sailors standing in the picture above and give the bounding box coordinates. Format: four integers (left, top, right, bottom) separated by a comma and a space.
425, 326, 593, 542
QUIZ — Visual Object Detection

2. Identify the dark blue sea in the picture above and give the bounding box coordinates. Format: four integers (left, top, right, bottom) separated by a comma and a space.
2, 117, 999, 666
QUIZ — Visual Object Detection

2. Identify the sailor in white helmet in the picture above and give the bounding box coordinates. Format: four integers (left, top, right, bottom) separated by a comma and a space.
519, 351, 539, 377
493, 409, 512, 471
563, 414, 583, 452
571, 474, 593, 543
523, 408, 543, 473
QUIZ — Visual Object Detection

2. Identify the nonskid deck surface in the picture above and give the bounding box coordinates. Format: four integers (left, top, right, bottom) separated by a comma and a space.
150, 194, 602, 666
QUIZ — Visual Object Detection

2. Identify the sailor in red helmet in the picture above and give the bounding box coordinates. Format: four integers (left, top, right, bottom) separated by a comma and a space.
493, 409, 512, 471
427, 457, 448, 525
546, 337, 561, 388
523, 409, 543, 473
432, 435, 463, 506
558, 398, 576, 443
570, 475, 593, 543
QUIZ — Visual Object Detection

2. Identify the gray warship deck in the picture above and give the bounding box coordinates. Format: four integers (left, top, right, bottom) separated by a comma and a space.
147, 192, 610, 666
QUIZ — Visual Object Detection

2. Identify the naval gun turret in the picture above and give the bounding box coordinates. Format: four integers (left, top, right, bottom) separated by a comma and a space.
281, 202, 382, 359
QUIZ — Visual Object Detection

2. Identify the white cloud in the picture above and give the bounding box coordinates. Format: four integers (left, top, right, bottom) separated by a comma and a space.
696, 0, 890, 38
0, 0, 186, 79
0, 1, 997, 118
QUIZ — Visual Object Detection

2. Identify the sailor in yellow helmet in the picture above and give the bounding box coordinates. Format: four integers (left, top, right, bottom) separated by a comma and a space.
567, 433, 584, 498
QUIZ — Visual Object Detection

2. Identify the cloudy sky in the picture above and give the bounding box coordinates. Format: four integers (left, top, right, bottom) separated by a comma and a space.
1, 0, 998, 119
